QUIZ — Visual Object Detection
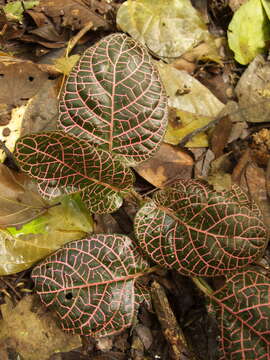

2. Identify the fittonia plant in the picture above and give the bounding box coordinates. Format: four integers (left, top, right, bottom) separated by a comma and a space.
13, 33, 270, 358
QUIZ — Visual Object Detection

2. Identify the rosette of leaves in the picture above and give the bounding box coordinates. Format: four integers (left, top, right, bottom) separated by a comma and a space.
134, 180, 267, 277
14, 132, 134, 214
58, 33, 168, 166
208, 268, 270, 359
32, 234, 150, 337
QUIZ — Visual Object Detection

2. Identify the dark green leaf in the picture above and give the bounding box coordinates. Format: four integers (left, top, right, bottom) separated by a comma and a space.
59, 33, 168, 165
134, 180, 267, 276
32, 234, 150, 337
14, 131, 134, 213
209, 268, 270, 359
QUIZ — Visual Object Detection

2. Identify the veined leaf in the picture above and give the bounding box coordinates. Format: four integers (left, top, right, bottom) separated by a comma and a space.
228, 0, 270, 65
116, 0, 216, 59
32, 234, 150, 337
134, 180, 267, 277
209, 268, 270, 359
14, 131, 134, 213
59, 33, 168, 165
0, 164, 47, 228
0, 194, 93, 275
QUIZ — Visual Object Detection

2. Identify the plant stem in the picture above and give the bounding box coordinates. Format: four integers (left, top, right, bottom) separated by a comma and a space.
192, 277, 214, 297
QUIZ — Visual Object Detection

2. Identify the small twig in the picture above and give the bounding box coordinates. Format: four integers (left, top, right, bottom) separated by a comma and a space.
191, 277, 213, 297
58, 21, 93, 99
151, 281, 195, 360
0, 277, 22, 299
178, 117, 219, 147
65, 21, 93, 56
266, 159, 270, 199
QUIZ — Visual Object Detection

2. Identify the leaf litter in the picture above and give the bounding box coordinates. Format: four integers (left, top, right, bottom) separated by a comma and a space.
0, 0, 270, 359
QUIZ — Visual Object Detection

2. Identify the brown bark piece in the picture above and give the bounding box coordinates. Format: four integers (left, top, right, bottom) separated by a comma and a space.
151, 281, 194, 360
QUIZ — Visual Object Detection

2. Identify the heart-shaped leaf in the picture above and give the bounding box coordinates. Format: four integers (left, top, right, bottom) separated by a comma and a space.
32, 234, 150, 337
14, 131, 134, 214
208, 268, 270, 359
59, 33, 168, 165
134, 180, 267, 277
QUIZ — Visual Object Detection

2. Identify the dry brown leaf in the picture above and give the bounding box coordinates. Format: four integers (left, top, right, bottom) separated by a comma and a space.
135, 143, 193, 188
0, 295, 81, 360
35, 0, 113, 31
0, 57, 52, 106
240, 161, 270, 230
0, 164, 47, 229
235, 55, 270, 123
21, 79, 59, 135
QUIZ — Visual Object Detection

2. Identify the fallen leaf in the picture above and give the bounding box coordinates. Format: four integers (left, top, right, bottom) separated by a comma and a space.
261, 0, 270, 19
35, 0, 112, 31
20, 79, 59, 136
0, 295, 81, 360
165, 108, 213, 147
0, 194, 93, 275
228, 0, 270, 64
240, 161, 270, 230
156, 61, 224, 147
117, 0, 217, 59
3, 1, 39, 23
235, 55, 270, 123
207, 153, 233, 191
0, 164, 47, 228
0, 104, 26, 162
0, 57, 52, 106
210, 115, 232, 157
135, 143, 193, 188
54, 54, 80, 75
156, 62, 224, 116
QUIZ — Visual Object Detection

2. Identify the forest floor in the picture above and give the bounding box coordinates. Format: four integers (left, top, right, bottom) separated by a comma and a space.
0, 1, 270, 360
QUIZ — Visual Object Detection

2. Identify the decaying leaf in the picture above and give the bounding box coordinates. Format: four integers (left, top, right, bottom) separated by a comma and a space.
20, 79, 59, 136
0, 295, 81, 360
59, 33, 168, 165
0, 104, 27, 163
14, 131, 134, 214
0, 194, 93, 275
117, 0, 217, 59
0, 58, 50, 106
32, 234, 150, 337
3, 1, 39, 23
34, 0, 113, 31
165, 108, 213, 147
134, 180, 267, 277
235, 55, 270, 123
208, 268, 270, 359
135, 143, 193, 188
228, 0, 270, 64
240, 160, 270, 230
54, 55, 80, 76
156, 62, 224, 147
0, 164, 46, 228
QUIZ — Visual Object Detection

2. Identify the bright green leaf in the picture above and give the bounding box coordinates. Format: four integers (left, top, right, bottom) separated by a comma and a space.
117, 0, 216, 59
228, 0, 270, 65
0, 194, 93, 275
